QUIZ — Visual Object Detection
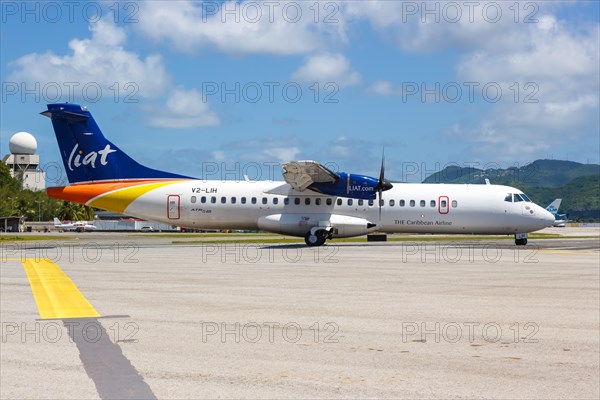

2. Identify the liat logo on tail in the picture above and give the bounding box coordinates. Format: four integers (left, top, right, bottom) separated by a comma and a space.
67, 143, 116, 171
43, 103, 193, 184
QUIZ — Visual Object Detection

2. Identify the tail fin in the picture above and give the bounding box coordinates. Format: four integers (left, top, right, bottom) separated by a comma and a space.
42, 103, 192, 184
53, 218, 61, 226
546, 199, 562, 216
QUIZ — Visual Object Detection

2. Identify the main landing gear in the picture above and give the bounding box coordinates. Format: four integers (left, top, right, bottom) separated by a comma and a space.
304, 227, 333, 247
514, 233, 528, 246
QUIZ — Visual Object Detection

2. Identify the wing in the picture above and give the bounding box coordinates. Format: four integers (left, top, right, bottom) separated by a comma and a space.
282, 161, 339, 191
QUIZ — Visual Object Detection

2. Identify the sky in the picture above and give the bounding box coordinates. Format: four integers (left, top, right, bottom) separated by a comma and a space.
1, 0, 599, 184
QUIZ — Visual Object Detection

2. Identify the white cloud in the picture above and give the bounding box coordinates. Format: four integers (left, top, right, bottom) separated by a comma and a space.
458, 17, 598, 84
147, 88, 220, 129
343, 1, 404, 29
452, 16, 599, 160
292, 53, 360, 87
343, 1, 550, 53
9, 20, 169, 99
367, 80, 395, 96
218, 136, 306, 165
330, 135, 353, 157
211, 150, 227, 162
136, 0, 345, 55
345, 1, 598, 160
8, 19, 221, 130
263, 146, 301, 163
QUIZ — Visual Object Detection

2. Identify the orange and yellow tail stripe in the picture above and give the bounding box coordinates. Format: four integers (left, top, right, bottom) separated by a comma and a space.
47, 179, 185, 214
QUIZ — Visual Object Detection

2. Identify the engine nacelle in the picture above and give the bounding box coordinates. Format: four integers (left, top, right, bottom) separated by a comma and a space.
258, 213, 379, 238
308, 172, 390, 200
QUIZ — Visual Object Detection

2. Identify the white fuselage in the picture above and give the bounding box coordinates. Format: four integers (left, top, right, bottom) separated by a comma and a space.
54, 221, 97, 231
119, 180, 554, 237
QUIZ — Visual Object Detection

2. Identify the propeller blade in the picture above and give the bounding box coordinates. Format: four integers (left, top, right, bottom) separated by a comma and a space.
378, 190, 382, 221
378, 148, 385, 221
379, 150, 385, 187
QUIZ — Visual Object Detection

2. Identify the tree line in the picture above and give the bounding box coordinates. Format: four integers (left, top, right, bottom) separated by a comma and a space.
0, 162, 94, 221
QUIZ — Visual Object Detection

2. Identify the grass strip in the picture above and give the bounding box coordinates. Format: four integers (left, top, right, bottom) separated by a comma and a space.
0, 235, 75, 242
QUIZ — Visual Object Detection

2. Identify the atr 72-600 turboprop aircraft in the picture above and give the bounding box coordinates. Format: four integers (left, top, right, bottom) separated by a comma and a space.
43, 103, 554, 246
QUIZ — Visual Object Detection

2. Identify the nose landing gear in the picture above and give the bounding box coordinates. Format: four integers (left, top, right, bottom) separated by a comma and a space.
515, 233, 528, 245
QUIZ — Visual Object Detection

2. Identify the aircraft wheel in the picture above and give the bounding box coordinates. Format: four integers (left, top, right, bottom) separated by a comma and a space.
305, 230, 326, 247
515, 238, 528, 246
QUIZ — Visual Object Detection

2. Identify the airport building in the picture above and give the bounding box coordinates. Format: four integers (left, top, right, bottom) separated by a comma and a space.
93, 211, 180, 232
3, 132, 45, 191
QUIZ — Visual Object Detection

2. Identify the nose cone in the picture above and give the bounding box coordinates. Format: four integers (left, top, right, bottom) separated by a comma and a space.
541, 208, 556, 227
534, 204, 556, 229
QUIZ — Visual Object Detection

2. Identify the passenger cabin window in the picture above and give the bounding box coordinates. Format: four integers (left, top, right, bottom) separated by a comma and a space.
326, 198, 332, 206
347, 199, 353, 206
262, 197, 268, 205
191, 196, 197, 203
389, 200, 395, 207
273, 198, 278, 205
231, 197, 236, 204
400, 200, 405, 207
284, 198, 289, 205
368, 200, 374, 207
315, 198, 321, 206
430, 200, 436, 207
451, 200, 457, 208
251, 197, 257, 204
211, 196, 216, 204
201, 196, 206, 204
305, 198, 311, 205
441, 199, 447, 208
221, 197, 226, 204
241, 197, 246, 204
420, 200, 426, 207
358, 199, 364, 206
504, 193, 513, 202
294, 197, 300, 205
337, 199, 342, 206
410, 200, 415, 207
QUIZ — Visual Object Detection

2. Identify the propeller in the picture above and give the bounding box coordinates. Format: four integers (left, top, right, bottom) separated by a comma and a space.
376, 149, 393, 221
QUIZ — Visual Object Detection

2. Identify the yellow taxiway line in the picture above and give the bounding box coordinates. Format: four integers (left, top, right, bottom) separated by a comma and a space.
19, 258, 100, 319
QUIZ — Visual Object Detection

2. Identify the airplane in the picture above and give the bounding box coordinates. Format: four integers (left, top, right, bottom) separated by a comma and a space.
545, 199, 568, 227
42, 103, 554, 246
53, 217, 97, 232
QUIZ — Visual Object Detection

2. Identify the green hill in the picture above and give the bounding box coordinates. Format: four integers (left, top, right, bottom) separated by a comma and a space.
524, 175, 600, 221
424, 159, 599, 187
423, 160, 600, 221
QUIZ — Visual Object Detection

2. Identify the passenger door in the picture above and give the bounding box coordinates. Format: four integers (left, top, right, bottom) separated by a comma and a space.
167, 195, 180, 220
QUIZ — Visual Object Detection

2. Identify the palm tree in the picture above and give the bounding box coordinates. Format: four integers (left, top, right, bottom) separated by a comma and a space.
57, 201, 94, 221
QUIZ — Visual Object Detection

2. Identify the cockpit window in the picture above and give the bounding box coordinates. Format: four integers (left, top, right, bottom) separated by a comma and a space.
520, 193, 531, 202
504, 193, 512, 202
513, 193, 524, 202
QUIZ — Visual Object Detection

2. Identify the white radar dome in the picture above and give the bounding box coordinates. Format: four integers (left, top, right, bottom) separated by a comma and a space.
9, 132, 38, 155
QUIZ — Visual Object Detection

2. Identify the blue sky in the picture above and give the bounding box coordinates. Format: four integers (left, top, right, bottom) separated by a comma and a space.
1, 1, 598, 184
